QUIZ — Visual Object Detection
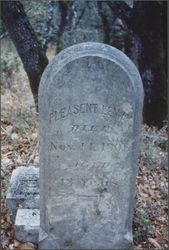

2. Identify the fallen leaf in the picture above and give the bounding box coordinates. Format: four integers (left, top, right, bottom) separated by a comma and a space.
9, 244, 14, 250
11, 133, 18, 140
148, 238, 162, 249
31, 133, 37, 140
2, 157, 12, 167
20, 242, 36, 250
14, 240, 20, 248
5, 125, 13, 134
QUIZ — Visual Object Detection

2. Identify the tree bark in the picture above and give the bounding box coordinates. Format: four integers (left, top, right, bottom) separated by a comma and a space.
102, 1, 167, 128
129, 1, 167, 128
0, 1, 49, 110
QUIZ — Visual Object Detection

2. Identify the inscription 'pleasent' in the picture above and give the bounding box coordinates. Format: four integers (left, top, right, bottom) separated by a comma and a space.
49, 103, 131, 123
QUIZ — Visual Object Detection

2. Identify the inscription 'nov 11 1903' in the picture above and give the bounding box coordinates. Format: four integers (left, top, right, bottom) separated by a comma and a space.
39, 42, 144, 249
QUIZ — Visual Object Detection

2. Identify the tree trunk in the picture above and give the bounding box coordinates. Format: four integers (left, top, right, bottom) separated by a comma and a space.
129, 1, 167, 128
0, 1, 49, 110
98, 1, 167, 128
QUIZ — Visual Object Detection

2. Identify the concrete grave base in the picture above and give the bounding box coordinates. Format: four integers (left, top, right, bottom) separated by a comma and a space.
15, 209, 40, 244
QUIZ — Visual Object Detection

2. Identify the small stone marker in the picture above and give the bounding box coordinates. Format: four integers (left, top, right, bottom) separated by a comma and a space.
7, 166, 39, 223
39, 42, 144, 249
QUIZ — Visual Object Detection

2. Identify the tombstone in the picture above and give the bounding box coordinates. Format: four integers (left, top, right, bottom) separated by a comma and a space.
6, 166, 39, 223
39, 42, 144, 249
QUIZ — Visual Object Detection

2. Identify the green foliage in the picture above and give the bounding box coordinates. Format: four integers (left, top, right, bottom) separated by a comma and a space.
0, 49, 20, 87
56, 38, 64, 52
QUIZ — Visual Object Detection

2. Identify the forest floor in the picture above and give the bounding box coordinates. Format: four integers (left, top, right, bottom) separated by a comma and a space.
1, 45, 168, 250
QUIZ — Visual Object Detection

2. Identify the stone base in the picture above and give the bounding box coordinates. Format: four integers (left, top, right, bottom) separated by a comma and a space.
15, 209, 40, 244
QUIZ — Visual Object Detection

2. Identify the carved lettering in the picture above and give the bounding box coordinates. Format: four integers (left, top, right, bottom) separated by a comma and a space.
20, 179, 37, 188
49, 141, 125, 152
70, 124, 111, 132
49, 140, 124, 152
74, 161, 111, 169
49, 103, 132, 123
54, 176, 118, 191
71, 125, 79, 131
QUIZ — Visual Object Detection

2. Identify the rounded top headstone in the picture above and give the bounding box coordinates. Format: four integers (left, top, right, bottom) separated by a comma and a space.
39, 42, 144, 110
38, 42, 144, 249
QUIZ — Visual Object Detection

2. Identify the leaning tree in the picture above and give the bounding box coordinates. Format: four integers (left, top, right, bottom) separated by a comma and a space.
0, 0, 49, 109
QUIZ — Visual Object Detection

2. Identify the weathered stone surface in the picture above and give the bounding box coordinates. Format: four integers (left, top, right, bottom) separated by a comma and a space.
6, 166, 39, 223
60, 0, 104, 49
54, 0, 133, 51
15, 209, 40, 244
39, 42, 144, 249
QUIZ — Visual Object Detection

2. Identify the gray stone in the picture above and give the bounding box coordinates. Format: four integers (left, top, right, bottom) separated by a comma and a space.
15, 209, 40, 244
39, 42, 144, 249
61, 0, 104, 48
54, 0, 133, 51
6, 166, 39, 223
